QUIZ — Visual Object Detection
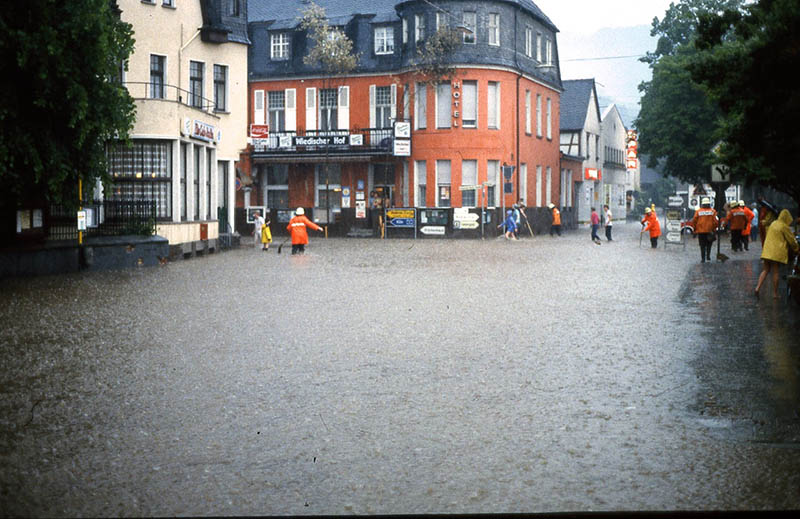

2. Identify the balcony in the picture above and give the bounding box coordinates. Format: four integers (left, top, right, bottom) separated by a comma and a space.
124, 81, 219, 116
250, 128, 395, 161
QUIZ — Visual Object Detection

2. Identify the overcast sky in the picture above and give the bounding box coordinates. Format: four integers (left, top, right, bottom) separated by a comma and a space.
534, 0, 675, 34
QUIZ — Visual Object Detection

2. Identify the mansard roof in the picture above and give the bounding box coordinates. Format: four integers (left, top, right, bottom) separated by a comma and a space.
560, 79, 600, 131
248, 0, 558, 31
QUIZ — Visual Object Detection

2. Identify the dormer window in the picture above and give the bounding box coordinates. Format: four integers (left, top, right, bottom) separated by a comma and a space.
271, 33, 290, 60
374, 26, 394, 55
462, 12, 476, 44
229, 0, 239, 17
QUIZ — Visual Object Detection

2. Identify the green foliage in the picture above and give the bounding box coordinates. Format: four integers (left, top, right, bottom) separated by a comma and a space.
0, 0, 136, 210
691, 0, 800, 205
635, 0, 744, 191
299, 2, 359, 76
411, 27, 462, 85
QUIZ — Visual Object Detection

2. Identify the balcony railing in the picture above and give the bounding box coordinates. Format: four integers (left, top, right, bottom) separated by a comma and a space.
124, 81, 218, 115
251, 127, 395, 157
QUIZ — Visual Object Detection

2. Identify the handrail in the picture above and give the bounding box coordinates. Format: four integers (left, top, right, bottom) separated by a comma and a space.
123, 81, 217, 114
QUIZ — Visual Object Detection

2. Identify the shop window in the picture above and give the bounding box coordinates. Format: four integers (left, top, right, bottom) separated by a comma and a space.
106, 140, 172, 220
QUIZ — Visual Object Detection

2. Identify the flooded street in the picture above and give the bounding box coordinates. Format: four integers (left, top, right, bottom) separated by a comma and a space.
2, 222, 799, 515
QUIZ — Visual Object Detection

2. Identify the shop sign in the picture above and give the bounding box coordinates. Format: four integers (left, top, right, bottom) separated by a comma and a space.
585, 168, 602, 181
394, 121, 411, 138
341, 187, 351, 209
294, 135, 348, 146
393, 139, 411, 157
191, 119, 216, 142
355, 200, 366, 219
250, 124, 269, 138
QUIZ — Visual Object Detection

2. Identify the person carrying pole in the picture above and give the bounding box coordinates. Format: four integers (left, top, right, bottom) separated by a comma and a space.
690, 197, 718, 263
287, 207, 323, 255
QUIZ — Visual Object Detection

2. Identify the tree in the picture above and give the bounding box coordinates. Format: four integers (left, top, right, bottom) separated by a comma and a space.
635, 0, 744, 210
0, 0, 136, 212
691, 0, 800, 207
299, 2, 359, 76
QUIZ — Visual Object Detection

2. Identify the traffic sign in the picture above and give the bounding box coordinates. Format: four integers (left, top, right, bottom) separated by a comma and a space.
420, 225, 445, 235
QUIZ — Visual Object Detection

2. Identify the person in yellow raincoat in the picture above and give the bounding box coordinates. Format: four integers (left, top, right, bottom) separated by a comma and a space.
755, 209, 799, 298
260, 214, 272, 251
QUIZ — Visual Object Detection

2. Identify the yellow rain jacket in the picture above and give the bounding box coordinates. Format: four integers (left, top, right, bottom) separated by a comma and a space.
761, 209, 799, 264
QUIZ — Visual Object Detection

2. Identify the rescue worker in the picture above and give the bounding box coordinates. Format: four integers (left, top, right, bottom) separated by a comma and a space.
740, 200, 755, 251
548, 203, 561, 236
286, 207, 323, 255
690, 197, 719, 263
726, 200, 747, 252
641, 207, 661, 248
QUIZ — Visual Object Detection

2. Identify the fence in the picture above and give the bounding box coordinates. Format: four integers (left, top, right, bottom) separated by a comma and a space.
48, 200, 156, 241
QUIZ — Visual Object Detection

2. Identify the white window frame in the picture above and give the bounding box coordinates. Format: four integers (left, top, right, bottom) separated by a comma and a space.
436, 82, 451, 129
374, 26, 395, 55
415, 14, 426, 42
546, 167, 552, 206
487, 160, 500, 207
253, 89, 265, 125
462, 12, 476, 44
415, 83, 427, 130
436, 159, 451, 208
415, 160, 427, 206
525, 26, 532, 57
488, 81, 500, 129
488, 13, 500, 46
461, 159, 478, 207
402, 18, 408, 44
546, 97, 552, 139
536, 165, 542, 207
271, 33, 290, 60
520, 163, 528, 204
536, 93, 542, 137
213, 63, 228, 112
462, 80, 477, 128
525, 90, 531, 134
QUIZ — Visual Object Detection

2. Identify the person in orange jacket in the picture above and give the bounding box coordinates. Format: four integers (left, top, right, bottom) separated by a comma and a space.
740, 199, 755, 251
690, 197, 719, 263
641, 207, 661, 248
287, 207, 323, 255
547, 203, 561, 236
726, 200, 747, 252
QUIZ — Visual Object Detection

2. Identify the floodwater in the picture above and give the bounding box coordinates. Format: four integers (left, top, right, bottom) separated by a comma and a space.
1, 223, 799, 515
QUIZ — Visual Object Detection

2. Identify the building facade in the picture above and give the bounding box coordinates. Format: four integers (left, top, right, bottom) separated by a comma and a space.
244, 0, 562, 234
559, 78, 602, 223
600, 104, 628, 222
107, 0, 249, 255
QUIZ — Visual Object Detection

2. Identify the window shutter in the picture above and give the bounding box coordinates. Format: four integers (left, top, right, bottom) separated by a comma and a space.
390, 84, 397, 120
338, 86, 350, 130
285, 88, 296, 132
306, 87, 317, 131
254, 90, 265, 125
369, 85, 376, 128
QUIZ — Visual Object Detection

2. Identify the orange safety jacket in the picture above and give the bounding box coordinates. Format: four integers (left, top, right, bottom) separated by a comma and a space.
742, 206, 755, 236
551, 208, 561, 226
287, 215, 322, 245
643, 212, 661, 238
727, 207, 747, 231
690, 207, 718, 234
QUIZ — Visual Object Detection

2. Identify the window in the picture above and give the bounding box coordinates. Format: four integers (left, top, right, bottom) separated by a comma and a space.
374, 26, 394, 55
268, 91, 285, 132
525, 90, 531, 134
206, 148, 212, 219
462, 80, 477, 128
487, 160, 499, 206
415, 83, 427, 129
319, 88, 338, 131
488, 13, 499, 46
436, 160, 451, 207
229, 0, 239, 16
193, 146, 201, 220
520, 163, 528, 204
213, 64, 227, 112
415, 160, 426, 206
402, 17, 408, 44
536, 93, 542, 137
462, 12, 476, 44
218, 161, 228, 215
461, 160, 477, 207
106, 140, 172, 220
189, 60, 204, 108
546, 166, 552, 205
487, 81, 500, 129
536, 32, 543, 61
525, 26, 532, 57
545, 38, 553, 65
374, 86, 392, 129
149, 55, 165, 99
271, 33, 290, 60
436, 82, 451, 129
546, 97, 552, 139
180, 143, 187, 221
415, 14, 425, 42
264, 164, 289, 209
536, 165, 542, 206
253, 90, 265, 125
162, 0, 174, 7
317, 164, 342, 213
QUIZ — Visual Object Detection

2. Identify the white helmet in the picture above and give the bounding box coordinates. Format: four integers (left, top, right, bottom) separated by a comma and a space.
738, 200, 745, 206
701, 197, 710, 205
547, 203, 555, 209
296, 207, 305, 215
730, 200, 739, 208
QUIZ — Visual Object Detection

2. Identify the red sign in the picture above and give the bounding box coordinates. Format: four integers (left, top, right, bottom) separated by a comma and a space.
627, 159, 638, 170
585, 168, 602, 181
250, 124, 269, 138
